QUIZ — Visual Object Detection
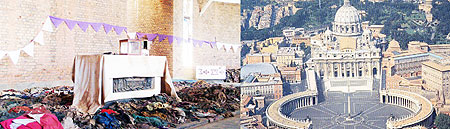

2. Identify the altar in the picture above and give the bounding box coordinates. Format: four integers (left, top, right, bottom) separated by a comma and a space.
71, 55, 179, 114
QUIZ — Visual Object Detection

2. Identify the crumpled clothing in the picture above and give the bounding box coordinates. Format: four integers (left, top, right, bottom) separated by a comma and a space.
1, 109, 63, 129
195, 112, 217, 118
133, 115, 175, 128
8, 106, 31, 114
0, 82, 239, 129
94, 112, 120, 129
101, 109, 117, 115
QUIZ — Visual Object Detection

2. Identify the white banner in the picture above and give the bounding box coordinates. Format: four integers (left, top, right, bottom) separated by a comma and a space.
8, 50, 21, 64
22, 43, 34, 57
33, 31, 44, 45
42, 17, 54, 32
196, 66, 226, 80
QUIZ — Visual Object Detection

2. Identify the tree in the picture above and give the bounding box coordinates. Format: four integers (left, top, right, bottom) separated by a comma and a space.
435, 113, 450, 129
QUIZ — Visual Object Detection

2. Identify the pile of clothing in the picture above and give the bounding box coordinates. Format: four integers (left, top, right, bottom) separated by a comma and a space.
0, 82, 239, 129
225, 69, 240, 83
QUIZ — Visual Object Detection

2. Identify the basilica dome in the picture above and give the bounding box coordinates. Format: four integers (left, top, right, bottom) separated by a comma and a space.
332, 0, 362, 36
334, 3, 360, 24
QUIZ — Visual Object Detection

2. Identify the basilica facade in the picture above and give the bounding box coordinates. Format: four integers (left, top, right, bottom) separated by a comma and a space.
306, 0, 382, 92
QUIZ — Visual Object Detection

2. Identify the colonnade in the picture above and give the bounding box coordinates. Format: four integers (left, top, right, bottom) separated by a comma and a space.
333, 23, 361, 34
315, 60, 381, 80
380, 90, 434, 129
381, 94, 420, 113
280, 96, 318, 115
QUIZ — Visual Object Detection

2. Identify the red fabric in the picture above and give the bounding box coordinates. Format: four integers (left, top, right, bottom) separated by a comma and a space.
1, 107, 63, 129
8, 106, 32, 113
0, 115, 42, 129
101, 109, 117, 114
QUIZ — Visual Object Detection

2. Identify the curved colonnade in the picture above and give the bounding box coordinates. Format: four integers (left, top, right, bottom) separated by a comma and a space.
266, 69, 434, 129
266, 69, 317, 129
380, 90, 434, 129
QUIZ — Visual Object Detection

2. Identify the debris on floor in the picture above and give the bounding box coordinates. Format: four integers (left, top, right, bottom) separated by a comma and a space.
0, 82, 239, 129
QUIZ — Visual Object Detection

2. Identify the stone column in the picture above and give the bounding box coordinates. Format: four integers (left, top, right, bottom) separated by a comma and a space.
315, 96, 318, 105
344, 63, 347, 77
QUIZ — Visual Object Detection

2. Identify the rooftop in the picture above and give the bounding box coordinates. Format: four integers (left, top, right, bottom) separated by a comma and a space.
240, 63, 278, 80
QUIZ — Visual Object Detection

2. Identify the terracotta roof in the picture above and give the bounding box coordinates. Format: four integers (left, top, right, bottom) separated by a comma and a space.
422, 61, 450, 72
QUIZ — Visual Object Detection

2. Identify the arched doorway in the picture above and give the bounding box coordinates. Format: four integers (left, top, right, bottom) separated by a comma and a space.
373, 68, 377, 76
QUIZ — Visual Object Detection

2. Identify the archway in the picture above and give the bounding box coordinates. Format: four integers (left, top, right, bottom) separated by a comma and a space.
373, 68, 377, 76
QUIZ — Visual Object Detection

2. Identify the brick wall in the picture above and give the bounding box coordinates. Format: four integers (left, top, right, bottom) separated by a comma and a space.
127, 0, 174, 75
0, 0, 128, 90
0, 0, 240, 88
172, 0, 240, 79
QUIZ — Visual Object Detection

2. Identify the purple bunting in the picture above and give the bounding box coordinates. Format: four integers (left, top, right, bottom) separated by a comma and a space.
64, 19, 77, 30
113, 26, 125, 35
174, 37, 183, 44
77, 21, 89, 32
103, 24, 113, 34
89, 23, 102, 32
147, 34, 157, 41
210, 41, 217, 48
158, 34, 167, 42
49, 16, 64, 28
167, 36, 174, 44
136, 32, 145, 39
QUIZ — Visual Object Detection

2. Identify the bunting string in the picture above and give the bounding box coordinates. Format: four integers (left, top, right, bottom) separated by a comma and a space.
0, 16, 240, 65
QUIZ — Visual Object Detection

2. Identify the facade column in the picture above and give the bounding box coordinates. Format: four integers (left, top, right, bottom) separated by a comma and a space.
387, 96, 390, 103
369, 61, 373, 77
315, 96, 318, 105
344, 63, 347, 77
338, 63, 341, 78
325, 63, 328, 79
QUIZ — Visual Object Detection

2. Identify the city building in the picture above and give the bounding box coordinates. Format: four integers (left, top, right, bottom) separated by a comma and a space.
260, 45, 279, 54
283, 27, 296, 38
429, 44, 450, 55
240, 63, 283, 99
279, 67, 302, 83
306, 0, 382, 92
422, 60, 450, 104
265, 37, 284, 45
291, 35, 311, 45
276, 47, 304, 67
244, 53, 272, 65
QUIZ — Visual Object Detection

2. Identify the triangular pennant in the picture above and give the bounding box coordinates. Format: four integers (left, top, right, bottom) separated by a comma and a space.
223, 44, 232, 52
77, 21, 89, 32
127, 32, 137, 39
21, 43, 34, 57
49, 16, 64, 28
42, 17, 54, 32
103, 24, 113, 34
158, 34, 167, 42
8, 50, 21, 64
210, 42, 217, 48
64, 19, 77, 30
33, 31, 44, 45
112, 26, 125, 35
89, 23, 102, 32
216, 42, 224, 50
205, 41, 214, 48
167, 36, 174, 44
0, 51, 6, 59
174, 37, 183, 44
196, 40, 203, 47
136, 33, 145, 39
147, 34, 157, 41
